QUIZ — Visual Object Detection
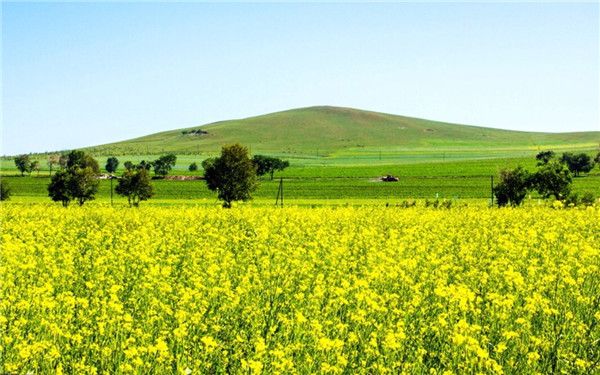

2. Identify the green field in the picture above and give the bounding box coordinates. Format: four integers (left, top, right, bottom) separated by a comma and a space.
2, 106, 598, 205
3, 158, 599, 205
77, 106, 599, 156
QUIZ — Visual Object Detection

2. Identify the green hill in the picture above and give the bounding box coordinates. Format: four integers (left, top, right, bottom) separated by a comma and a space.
85, 106, 599, 156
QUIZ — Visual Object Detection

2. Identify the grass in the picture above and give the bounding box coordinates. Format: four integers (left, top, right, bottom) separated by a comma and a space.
76, 106, 599, 156
2, 106, 597, 204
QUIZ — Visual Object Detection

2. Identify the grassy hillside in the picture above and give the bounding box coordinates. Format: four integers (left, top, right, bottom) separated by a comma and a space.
83, 106, 599, 156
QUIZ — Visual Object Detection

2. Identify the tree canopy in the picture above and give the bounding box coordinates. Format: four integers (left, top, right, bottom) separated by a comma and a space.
48, 150, 99, 206
203, 144, 258, 208
105, 157, 119, 174
252, 155, 290, 180
116, 168, 154, 207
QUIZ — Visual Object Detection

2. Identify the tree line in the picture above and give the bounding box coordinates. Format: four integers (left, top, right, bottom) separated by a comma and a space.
494, 150, 600, 207
2, 146, 289, 207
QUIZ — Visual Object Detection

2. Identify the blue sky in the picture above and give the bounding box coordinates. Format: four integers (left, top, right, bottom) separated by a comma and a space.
2, 2, 599, 155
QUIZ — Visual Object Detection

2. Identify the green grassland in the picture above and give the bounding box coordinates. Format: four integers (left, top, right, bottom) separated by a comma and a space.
2, 106, 598, 205
3, 157, 599, 205
80, 106, 599, 156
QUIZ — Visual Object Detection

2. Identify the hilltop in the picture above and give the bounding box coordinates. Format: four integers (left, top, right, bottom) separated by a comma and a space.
84, 106, 599, 156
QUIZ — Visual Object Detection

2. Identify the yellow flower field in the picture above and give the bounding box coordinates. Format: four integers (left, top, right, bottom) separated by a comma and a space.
1, 205, 599, 374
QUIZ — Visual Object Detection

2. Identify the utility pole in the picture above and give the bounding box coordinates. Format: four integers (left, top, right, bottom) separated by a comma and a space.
275, 178, 284, 207
490, 175, 494, 207
110, 175, 114, 206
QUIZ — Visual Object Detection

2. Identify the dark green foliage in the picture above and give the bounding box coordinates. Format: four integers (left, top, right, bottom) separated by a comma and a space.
531, 162, 572, 200
0, 179, 11, 201
124, 161, 134, 171
595, 151, 600, 166
560, 152, 595, 176
188, 162, 198, 172
565, 192, 596, 207
252, 155, 290, 180
138, 160, 153, 171
64, 150, 100, 173
48, 170, 72, 207
152, 154, 177, 176
105, 157, 119, 174
201, 157, 216, 172
580, 192, 596, 206
116, 168, 154, 207
535, 150, 555, 166
30, 160, 40, 176
47, 150, 100, 206
14, 155, 32, 176
203, 144, 258, 208
68, 167, 100, 206
493, 167, 531, 207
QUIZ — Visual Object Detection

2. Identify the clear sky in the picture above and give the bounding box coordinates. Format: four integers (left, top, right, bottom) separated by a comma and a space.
2, 2, 599, 155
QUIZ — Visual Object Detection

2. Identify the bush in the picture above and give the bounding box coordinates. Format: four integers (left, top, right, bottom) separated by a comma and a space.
0, 180, 11, 201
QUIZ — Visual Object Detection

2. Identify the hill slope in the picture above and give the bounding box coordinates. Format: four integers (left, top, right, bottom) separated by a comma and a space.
85, 106, 599, 156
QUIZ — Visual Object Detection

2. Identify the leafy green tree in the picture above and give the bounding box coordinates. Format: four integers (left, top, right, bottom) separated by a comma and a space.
14, 155, 32, 176
124, 161, 134, 171
48, 170, 72, 207
493, 166, 531, 207
560, 152, 595, 177
535, 150, 555, 166
64, 150, 100, 173
188, 162, 198, 172
152, 154, 177, 176
0, 179, 11, 201
203, 144, 258, 208
595, 151, 600, 166
67, 167, 99, 205
47, 150, 99, 206
116, 168, 154, 207
138, 160, 153, 171
30, 160, 40, 176
252, 155, 290, 180
531, 162, 572, 200
105, 157, 119, 174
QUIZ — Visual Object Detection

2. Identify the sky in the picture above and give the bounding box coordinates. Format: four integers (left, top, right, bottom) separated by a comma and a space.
2, 2, 599, 155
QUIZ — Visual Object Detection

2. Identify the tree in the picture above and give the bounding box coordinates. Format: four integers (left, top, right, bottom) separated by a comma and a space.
493, 166, 531, 207
116, 168, 154, 207
595, 151, 600, 166
252, 155, 290, 180
48, 170, 72, 207
105, 157, 119, 174
0, 179, 11, 201
531, 162, 572, 200
124, 161, 134, 171
47, 150, 100, 207
67, 167, 99, 205
203, 144, 258, 208
535, 150, 555, 166
64, 150, 100, 173
152, 154, 177, 177
560, 152, 595, 177
138, 160, 153, 171
14, 155, 32, 176
30, 160, 40, 176
188, 162, 198, 172
47, 154, 60, 176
